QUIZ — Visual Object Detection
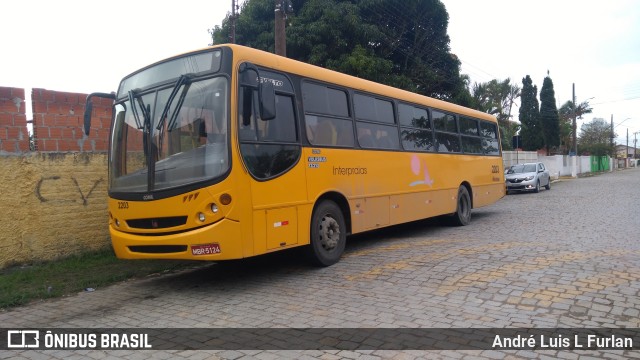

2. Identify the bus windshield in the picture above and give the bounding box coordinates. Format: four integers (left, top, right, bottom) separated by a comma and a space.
110, 76, 229, 193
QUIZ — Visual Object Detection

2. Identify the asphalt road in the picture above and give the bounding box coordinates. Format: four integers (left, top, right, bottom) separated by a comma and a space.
2, 168, 640, 359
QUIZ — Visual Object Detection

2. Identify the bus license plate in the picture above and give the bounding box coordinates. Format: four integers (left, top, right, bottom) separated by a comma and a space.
191, 243, 221, 256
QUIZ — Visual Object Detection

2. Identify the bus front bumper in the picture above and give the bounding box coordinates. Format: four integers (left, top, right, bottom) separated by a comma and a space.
110, 218, 243, 261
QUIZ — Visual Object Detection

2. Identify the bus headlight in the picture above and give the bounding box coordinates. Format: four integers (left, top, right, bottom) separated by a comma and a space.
211, 204, 219, 214
198, 213, 206, 222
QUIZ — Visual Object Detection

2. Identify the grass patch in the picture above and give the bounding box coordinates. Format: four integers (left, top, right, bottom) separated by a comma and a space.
0, 248, 197, 310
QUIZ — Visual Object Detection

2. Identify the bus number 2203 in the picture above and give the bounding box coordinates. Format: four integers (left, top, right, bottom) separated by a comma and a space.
491, 165, 500, 174
118, 201, 129, 209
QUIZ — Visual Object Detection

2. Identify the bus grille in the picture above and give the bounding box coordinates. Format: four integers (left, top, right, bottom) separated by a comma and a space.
126, 216, 188, 229
128, 245, 188, 254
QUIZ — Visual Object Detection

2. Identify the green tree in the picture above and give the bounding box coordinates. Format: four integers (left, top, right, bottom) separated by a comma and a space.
539, 74, 560, 154
578, 118, 615, 156
518, 75, 543, 151
470, 78, 520, 150
210, 0, 469, 102
558, 99, 593, 154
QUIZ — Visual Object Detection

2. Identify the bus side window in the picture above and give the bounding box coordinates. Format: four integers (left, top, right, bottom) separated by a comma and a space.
357, 127, 375, 148
238, 87, 257, 141
302, 81, 353, 147
315, 118, 337, 145
238, 83, 300, 180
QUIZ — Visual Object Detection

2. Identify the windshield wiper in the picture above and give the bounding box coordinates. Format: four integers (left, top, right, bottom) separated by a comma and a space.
128, 89, 150, 130
156, 74, 193, 131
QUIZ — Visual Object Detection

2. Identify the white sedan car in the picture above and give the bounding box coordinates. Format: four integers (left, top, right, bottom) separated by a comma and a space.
505, 162, 551, 194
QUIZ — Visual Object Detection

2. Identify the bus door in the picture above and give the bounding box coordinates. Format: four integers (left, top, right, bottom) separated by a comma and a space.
237, 67, 306, 253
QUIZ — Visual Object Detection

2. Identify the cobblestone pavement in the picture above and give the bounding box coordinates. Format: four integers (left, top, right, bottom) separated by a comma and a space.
2, 169, 640, 359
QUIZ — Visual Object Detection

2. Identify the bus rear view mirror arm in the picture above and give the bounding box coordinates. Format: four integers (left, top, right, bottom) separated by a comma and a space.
239, 62, 277, 121
84, 92, 116, 136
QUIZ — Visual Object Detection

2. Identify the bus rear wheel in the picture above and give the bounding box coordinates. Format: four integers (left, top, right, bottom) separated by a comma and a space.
450, 185, 471, 226
306, 200, 346, 267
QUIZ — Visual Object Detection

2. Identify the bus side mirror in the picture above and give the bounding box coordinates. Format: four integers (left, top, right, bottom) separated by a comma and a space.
83, 101, 93, 135
259, 81, 276, 121
84, 92, 116, 135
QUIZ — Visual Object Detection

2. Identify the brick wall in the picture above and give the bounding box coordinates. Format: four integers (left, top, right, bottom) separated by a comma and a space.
0, 87, 29, 153
0, 87, 113, 153
31, 88, 113, 152
0, 86, 114, 268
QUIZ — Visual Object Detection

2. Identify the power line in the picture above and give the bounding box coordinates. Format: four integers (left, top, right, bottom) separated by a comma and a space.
592, 96, 640, 105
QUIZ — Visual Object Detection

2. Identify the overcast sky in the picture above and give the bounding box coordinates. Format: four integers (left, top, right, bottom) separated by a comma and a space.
2, 0, 639, 144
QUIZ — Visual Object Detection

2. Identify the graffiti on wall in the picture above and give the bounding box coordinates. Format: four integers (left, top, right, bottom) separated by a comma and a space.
35, 176, 104, 206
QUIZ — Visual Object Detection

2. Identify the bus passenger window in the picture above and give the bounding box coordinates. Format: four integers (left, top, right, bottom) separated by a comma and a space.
306, 115, 353, 147
315, 117, 337, 145
433, 111, 457, 133
357, 127, 375, 148
302, 82, 354, 147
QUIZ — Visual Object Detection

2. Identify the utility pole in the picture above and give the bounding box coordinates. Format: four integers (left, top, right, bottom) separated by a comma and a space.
634, 131, 638, 160
230, 0, 238, 43
627, 128, 629, 167
611, 115, 614, 171
274, 0, 287, 56
572, 83, 577, 156
610, 115, 614, 149
571, 83, 577, 177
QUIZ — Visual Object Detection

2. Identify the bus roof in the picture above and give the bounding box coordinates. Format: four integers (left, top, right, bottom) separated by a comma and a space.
159, 43, 497, 123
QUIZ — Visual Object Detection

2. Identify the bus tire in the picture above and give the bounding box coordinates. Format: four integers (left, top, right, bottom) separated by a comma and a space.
450, 185, 471, 226
306, 200, 346, 267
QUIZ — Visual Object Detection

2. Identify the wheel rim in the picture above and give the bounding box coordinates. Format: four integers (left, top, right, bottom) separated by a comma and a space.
319, 215, 340, 251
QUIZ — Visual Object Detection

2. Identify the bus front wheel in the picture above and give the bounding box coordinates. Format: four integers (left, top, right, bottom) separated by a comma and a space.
306, 200, 346, 267
450, 185, 471, 226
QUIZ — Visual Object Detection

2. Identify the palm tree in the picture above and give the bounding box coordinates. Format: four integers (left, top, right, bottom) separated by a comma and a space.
558, 100, 593, 154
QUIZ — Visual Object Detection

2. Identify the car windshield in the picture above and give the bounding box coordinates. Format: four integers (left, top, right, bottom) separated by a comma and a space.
507, 164, 537, 174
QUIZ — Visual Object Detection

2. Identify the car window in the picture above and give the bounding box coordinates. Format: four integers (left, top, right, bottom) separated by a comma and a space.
508, 164, 539, 174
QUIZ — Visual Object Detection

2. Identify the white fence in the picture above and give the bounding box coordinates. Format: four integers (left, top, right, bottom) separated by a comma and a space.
502, 151, 538, 168
502, 151, 614, 179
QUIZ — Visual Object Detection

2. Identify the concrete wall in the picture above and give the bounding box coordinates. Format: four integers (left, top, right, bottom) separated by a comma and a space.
502, 151, 538, 168
0, 86, 113, 268
504, 151, 613, 179
0, 153, 109, 268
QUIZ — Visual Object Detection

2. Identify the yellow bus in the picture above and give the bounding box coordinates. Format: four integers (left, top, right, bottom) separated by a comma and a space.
84, 44, 505, 266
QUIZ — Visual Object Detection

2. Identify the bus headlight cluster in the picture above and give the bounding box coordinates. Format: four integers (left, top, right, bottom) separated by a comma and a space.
220, 193, 232, 205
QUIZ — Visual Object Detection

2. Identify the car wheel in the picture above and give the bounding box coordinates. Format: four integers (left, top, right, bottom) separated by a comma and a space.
545, 178, 551, 190
534, 180, 540, 193
306, 200, 346, 267
450, 185, 471, 226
